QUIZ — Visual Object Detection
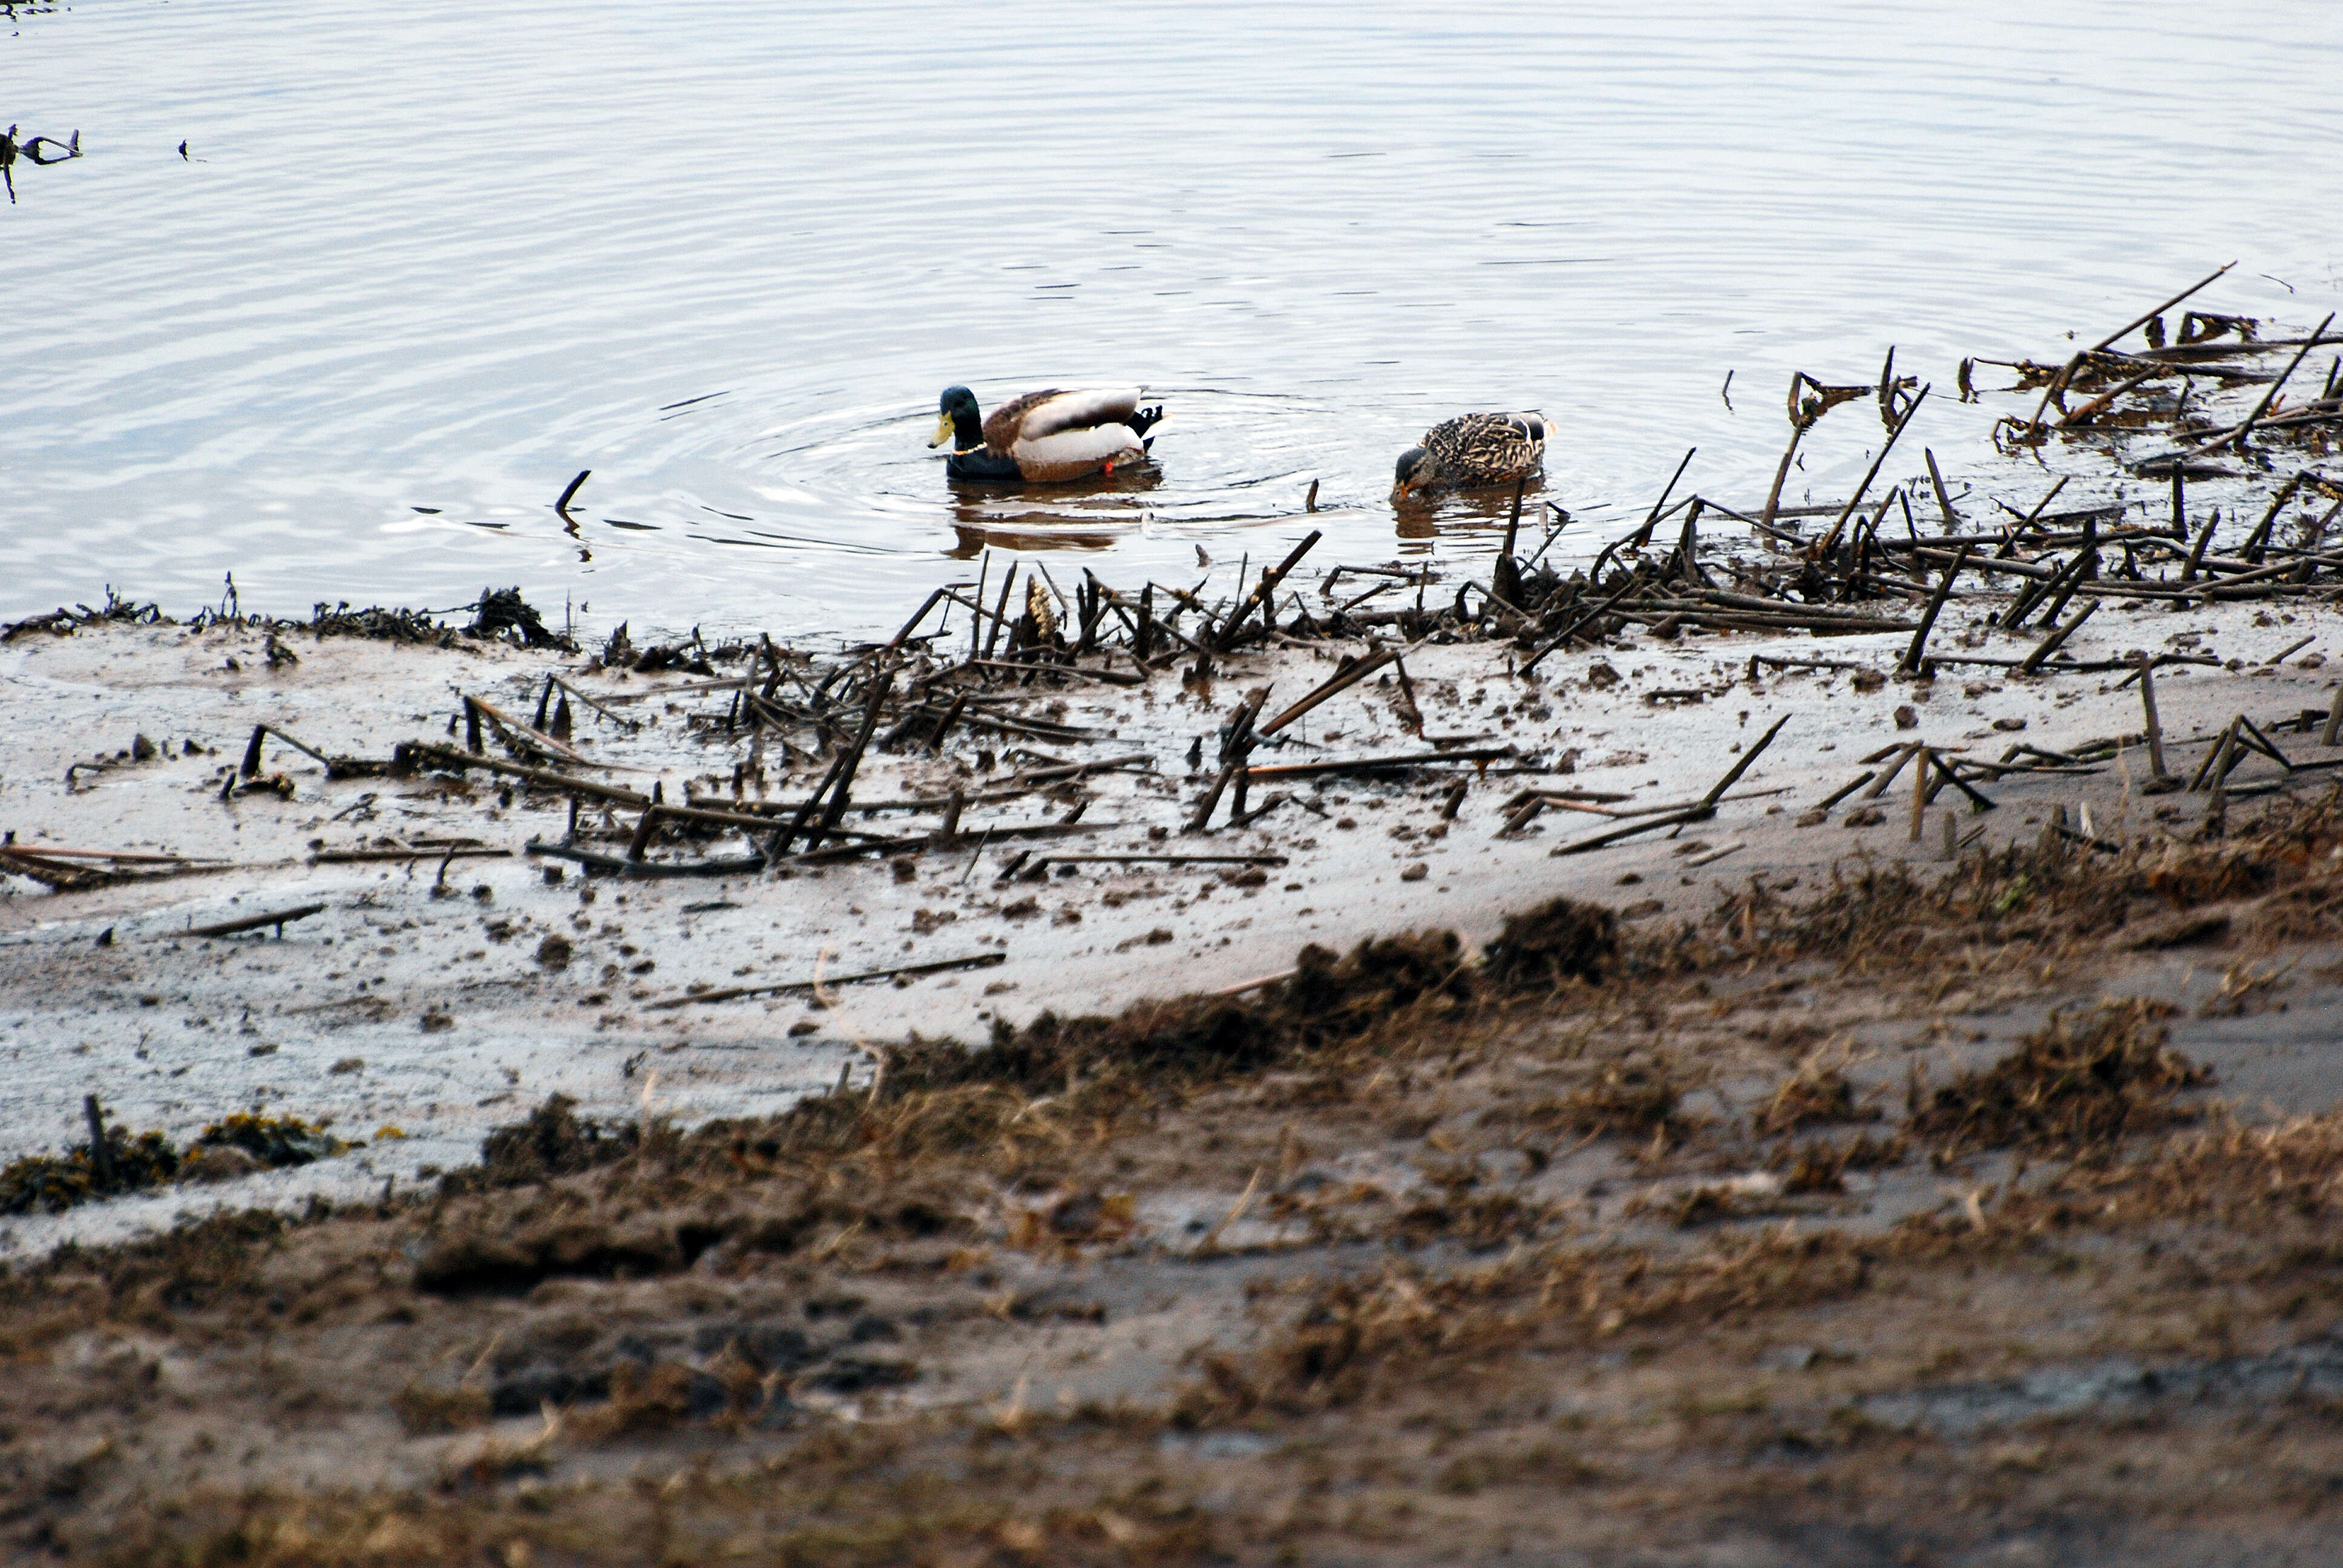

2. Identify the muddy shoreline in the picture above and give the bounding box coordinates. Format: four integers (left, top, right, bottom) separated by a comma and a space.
11, 565, 2343, 1564
10, 294, 2343, 1562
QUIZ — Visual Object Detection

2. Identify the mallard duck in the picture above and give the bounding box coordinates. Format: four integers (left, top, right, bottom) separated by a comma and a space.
1393, 413, 1547, 497
929, 385, 1165, 482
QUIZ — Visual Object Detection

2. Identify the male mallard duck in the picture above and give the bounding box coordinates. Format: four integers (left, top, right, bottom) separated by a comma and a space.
929, 385, 1165, 482
1392, 413, 1547, 497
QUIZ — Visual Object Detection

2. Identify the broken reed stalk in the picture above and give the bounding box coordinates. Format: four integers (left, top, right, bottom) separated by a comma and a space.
2240, 471, 2310, 564
1257, 647, 1403, 738
554, 469, 591, 515
398, 743, 649, 807
465, 694, 592, 767
1924, 448, 1959, 531
1925, 753, 1997, 814
2136, 653, 2169, 780
1212, 531, 1322, 651
84, 1096, 114, 1189
2019, 598, 2099, 675
2094, 261, 2238, 354
1524, 576, 1644, 672
2012, 475, 2071, 535
2056, 367, 2164, 428
1815, 386, 1929, 554
807, 670, 897, 851
181, 903, 328, 939
1242, 746, 1515, 783
2181, 511, 2221, 584
2176, 312, 2336, 460
1187, 687, 1271, 832
1626, 448, 1697, 549
647, 950, 1008, 1009
1901, 542, 1972, 673
1909, 747, 1931, 842
1818, 771, 1876, 812
982, 566, 1020, 662
969, 554, 989, 664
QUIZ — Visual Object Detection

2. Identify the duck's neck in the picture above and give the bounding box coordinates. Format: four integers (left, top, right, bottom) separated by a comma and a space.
951, 407, 986, 452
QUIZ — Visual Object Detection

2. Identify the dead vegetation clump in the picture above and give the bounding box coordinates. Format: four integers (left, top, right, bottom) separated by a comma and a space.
411, 1215, 709, 1297
298, 600, 460, 646
1754, 1062, 1873, 1135
467, 586, 577, 651
1774, 1131, 1907, 1194
1985, 1110, 2343, 1236
449, 1093, 642, 1192
1480, 897, 1617, 990
1731, 791, 2343, 966
0, 588, 167, 642
0, 1111, 342, 1215
1907, 998, 2210, 1154
1544, 1057, 1684, 1138
1181, 1229, 1868, 1420
0, 1126, 182, 1216
745, 915, 1594, 1169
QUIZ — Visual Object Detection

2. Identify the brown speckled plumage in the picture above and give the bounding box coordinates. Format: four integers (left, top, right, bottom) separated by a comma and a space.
1396, 412, 1547, 495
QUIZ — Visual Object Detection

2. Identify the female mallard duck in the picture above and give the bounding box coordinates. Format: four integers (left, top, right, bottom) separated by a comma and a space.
929, 385, 1165, 482
1393, 413, 1546, 497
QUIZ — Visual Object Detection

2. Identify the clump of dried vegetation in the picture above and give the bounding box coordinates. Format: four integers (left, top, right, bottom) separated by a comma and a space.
1725, 785, 2343, 964
1909, 998, 2210, 1155
1181, 1226, 1870, 1422
2, 584, 582, 652
0, 1110, 343, 1216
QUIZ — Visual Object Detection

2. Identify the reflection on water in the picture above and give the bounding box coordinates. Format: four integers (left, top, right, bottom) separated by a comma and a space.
1, 0, 2337, 637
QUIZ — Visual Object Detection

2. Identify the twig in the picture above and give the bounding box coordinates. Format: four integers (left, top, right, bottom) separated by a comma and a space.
648, 950, 1008, 1008
180, 903, 327, 939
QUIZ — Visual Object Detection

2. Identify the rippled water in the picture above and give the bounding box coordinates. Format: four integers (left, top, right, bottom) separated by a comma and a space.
4, 0, 2338, 637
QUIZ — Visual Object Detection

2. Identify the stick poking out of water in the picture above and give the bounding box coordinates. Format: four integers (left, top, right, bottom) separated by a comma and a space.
554, 469, 591, 516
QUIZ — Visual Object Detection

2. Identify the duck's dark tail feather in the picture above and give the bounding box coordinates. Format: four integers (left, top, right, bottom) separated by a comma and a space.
1126, 405, 1166, 439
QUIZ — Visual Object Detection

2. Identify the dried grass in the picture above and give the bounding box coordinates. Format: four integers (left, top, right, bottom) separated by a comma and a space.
1545, 1057, 1684, 1138
1179, 1228, 1867, 1420
1907, 999, 2209, 1154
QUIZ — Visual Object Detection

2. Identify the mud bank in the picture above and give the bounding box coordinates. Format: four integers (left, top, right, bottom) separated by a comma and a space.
4, 565, 2341, 1258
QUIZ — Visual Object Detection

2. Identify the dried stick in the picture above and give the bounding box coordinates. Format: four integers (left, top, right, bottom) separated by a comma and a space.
1901, 543, 1972, 673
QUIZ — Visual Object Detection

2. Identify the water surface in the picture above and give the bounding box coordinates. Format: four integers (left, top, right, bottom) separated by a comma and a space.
4, 0, 2337, 636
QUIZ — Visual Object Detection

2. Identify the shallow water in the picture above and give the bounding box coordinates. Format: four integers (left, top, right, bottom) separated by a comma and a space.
4, 0, 2338, 637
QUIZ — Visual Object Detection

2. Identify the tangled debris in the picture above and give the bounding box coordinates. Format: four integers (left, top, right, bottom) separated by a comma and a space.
0, 1103, 343, 1215
1909, 998, 2212, 1154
